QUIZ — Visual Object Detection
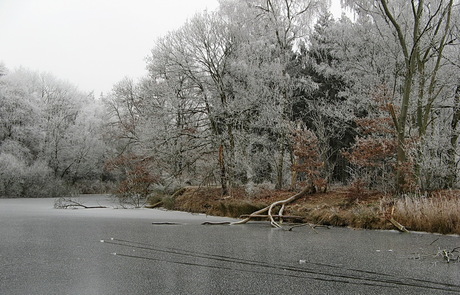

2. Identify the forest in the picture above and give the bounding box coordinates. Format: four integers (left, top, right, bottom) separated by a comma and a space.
1, 0, 459, 202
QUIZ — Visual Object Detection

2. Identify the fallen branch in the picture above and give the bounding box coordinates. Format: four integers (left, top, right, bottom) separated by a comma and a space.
413, 247, 460, 263
278, 204, 285, 224
202, 221, 231, 225
54, 197, 107, 209
230, 185, 316, 227
437, 247, 460, 263
388, 217, 410, 233
145, 201, 163, 209
239, 214, 304, 220
385, 205, 410, 233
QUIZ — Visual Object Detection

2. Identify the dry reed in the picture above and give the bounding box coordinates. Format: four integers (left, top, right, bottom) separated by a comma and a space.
392, 193, 460, 234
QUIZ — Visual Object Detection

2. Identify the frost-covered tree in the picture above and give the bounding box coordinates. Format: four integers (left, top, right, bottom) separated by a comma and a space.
104, 0, 331, 194
146, 11, 237, 193
342, 0, 459, 190
219, 0, 328, 189
0, 67, 107, 197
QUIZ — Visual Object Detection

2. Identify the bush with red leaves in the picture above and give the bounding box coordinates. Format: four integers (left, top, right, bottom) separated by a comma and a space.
106, 154, 160, 207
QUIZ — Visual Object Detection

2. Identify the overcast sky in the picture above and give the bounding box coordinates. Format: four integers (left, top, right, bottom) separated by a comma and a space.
0, 0, 342, 96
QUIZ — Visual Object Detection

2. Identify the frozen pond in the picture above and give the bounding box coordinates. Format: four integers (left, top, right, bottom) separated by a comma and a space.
1, 195, 459, 294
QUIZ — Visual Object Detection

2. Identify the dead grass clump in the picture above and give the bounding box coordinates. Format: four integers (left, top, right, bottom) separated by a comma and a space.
310, 207, 354, 227
304, 203, 384, 229
291, 187, 384, 229
216, 201, 267, 218
349, 204, 384, 229
161, 196, 176, 210
173, 187, 260, 216
392, 193, 460, 234
173, 187, 222, 214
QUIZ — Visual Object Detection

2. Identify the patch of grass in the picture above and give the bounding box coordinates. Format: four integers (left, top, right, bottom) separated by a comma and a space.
147, 195, 163, 205
161, 196, 176, 210
392, 193, 460, 234
349, 204, 384, 229
146, 193, 177, 210
215, 201, 266, 218
173, 187, 222, 214
309, 207, 350, 226
303, 204, 384, 229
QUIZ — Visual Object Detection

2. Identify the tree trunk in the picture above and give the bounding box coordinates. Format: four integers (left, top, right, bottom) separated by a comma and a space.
394, 74, 413, 191
275, 146, 285, 189
448, 85, 460, 187
380, 0, 421, 192
219, 144, 228, 195
226, 124, 235, 194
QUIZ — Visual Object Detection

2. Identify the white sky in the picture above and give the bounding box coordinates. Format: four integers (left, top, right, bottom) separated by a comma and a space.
0, 0, 343, 96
